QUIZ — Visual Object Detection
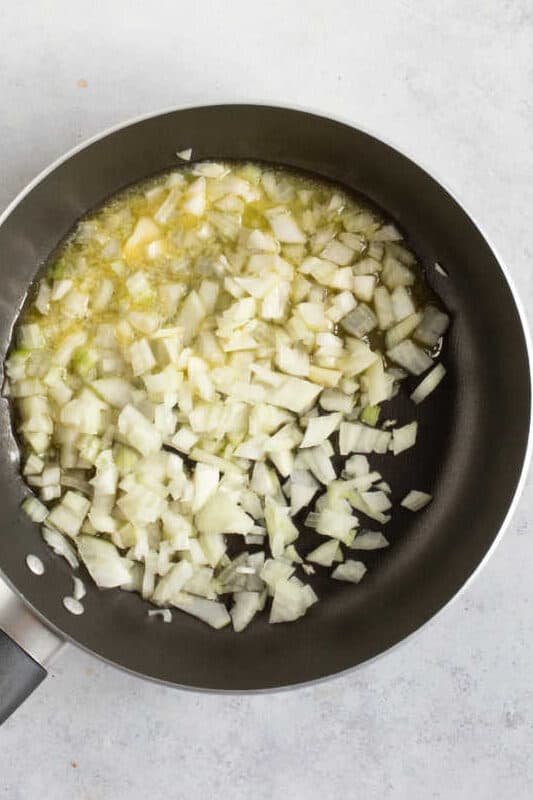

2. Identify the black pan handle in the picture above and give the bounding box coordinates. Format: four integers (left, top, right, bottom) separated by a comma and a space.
0, 579, 63, 724
0, 631, 46, 724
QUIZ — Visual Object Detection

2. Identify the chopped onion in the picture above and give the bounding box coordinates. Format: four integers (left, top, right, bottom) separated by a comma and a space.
351, 531, 389, 550
266, 207, 306, 243
387, 339, 433, 375
373, 286, 395, 330
26, 554, 45, 575
410, 363, 446, 404
270, 577, 317, 623
401, 490, 432, 511
22, 496, 48, 523
300, 413, 341, 449
385, 313, 423, 349
42, 527, 79, 568
391, 422, 418, 455
340, 304, 378, 338
12, 160, 449, 632
63, 596, 84, 615
72, 576, 86, 600
230, 591, 263, 632
174, 595, 230, 629
195, 492, 254, 536
307, 539, 341, 567
414, 306, 450, 347
331, 560, 367, 583
77, 535, 132, 588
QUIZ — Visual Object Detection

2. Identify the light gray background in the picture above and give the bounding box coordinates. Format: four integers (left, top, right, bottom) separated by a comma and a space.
1, 1, 532, 798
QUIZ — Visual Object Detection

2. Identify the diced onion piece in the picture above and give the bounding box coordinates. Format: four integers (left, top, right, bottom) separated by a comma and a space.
307, 539, 341, 567
266, 207, 306, 243
410, 363, 446, 404
265, 497, 299, 558
261, 282, 290, 321
385, 313, 423, 349
35, 283, 51, 315
192, 162, 228, 178
47, 491, 90, 537
63, 596, 84, 615
391, 287, 416, 321
320, 239, 354, 266
275, 344, 309, 377
387, 340, 433, 375
26, 554, 45, 575
414, 306, 450, 347
23, 454, 45, 476
316, 508, 357, 544
373, 286, 395, 330
302, 444, 337, 484
372, 224, 402, 242
269, 577, 317, 623
118, 404, 162, 456
124, 217, 160, 256
174, 594, 231, 629
129, 338, 156, 376
382, 256, 414, 289
22, 496, 48, 523
308, 366, 341, 388
260, 558, 295, 592
91, 378, 132, 408
340, 304, 377, 338
360, 490, 392, 513
51, 280, 73, 302
319, 389, 354, 414
331, 560, 367, 583
391, 421, 418, 455
339, 422, 379, 455
77, 535, 132, 588
176, 148, 192, 160
152, 561, 194, 605
247, 229, 278, 252
183, 177, 206, 216
269, 376, 322, 414
231, 591, 263, 632
353, 275, 376, 302
344, 455, 370, 477
170, 427, 199, 454
401, 490, 432, 511
154, 187, 181, 225
19, 323, 45, 349
300, 412, 341, 449
195, 492, 254, 536
192, 463, 220, 513
362, 358, 390, 406
72, 576, 86, 600
176, 290, 206, 344
351, 531, 389, 550
42, 527, 79, 568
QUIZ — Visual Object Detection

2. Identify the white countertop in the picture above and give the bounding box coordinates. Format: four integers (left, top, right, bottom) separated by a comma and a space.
1, 2, 532, 798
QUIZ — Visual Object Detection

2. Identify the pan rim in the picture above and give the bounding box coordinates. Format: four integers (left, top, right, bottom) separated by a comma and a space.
0, 102, 531, 693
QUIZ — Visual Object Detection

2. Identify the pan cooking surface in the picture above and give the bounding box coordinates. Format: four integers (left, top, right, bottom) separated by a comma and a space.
0, 106, 529, 689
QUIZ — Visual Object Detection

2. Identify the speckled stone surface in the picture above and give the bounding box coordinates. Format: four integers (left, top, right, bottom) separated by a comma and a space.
1, 2, 532, 798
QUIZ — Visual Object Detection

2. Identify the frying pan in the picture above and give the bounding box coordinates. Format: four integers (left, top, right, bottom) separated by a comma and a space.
0, 105, 530, 722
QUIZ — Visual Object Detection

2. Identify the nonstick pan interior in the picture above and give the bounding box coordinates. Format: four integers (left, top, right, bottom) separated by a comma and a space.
0, 106, 529, 689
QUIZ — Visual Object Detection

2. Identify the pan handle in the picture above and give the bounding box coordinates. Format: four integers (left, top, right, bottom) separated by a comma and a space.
0, 578, 64, 724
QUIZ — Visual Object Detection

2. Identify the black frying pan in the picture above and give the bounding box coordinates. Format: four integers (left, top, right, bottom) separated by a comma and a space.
0, 105, 530, 721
